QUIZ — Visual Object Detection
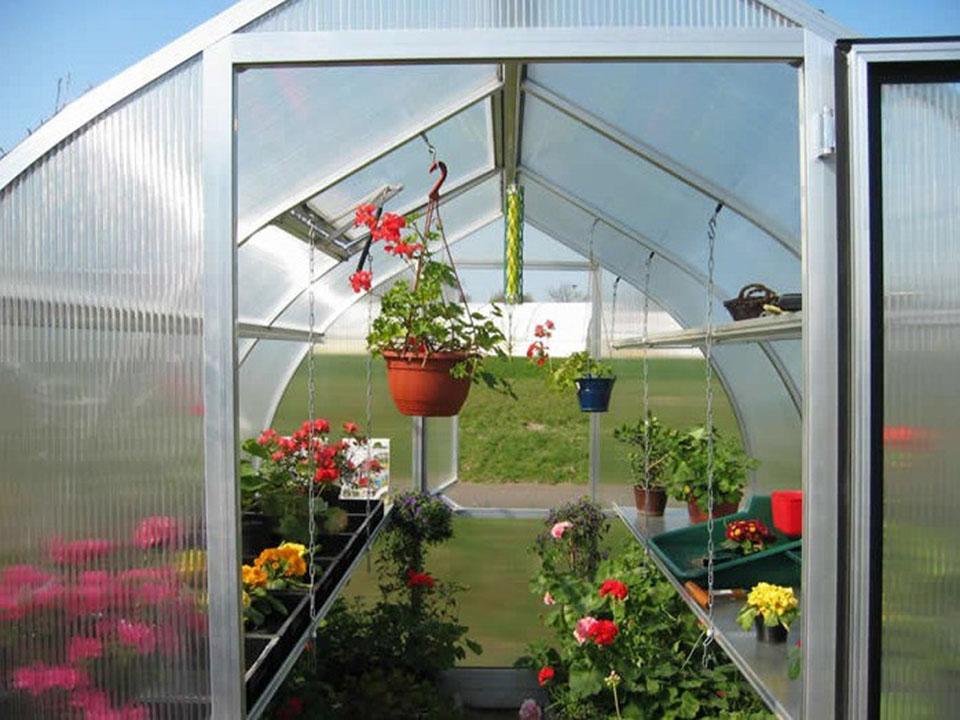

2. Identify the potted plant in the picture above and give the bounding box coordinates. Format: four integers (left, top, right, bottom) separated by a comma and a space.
736, 582, 799, 643
613, 415, 677, 516
527, 321, 616, 413
722, 519, 775, 555
349, 189, 512, 417
667, 426, 758, 524
242, 541, 310, 631
240, 420, 363, 550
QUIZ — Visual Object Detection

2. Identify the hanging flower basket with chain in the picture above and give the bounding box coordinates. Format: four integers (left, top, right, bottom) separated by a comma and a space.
348, 159, 513, 417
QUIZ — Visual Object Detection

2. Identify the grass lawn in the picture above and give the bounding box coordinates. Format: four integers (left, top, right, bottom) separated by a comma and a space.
342, 516, 633, 667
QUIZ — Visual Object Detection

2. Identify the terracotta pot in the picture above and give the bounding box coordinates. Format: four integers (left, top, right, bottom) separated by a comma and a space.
754, 616, 789, 644
383, 350, 472, 417
686, 494, 741, 524
633, 486, 667, 516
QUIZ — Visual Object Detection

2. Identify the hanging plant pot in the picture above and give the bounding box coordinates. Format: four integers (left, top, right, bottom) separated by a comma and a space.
754, 617, 790, 644
383, 350, 472, 417
771, 490, 803, 538
575, 376, 615, 413
633, 486, 667, 516
686, 493, 742, 524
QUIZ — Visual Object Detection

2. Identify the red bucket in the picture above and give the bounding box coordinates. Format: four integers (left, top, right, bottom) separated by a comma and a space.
771, 490, 803, 537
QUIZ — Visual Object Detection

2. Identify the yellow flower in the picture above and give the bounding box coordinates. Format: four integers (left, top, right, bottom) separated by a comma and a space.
242, 591, 251, 609
279, 542, 306, 557
242, 564, 268, 588
176, 549, 206, 578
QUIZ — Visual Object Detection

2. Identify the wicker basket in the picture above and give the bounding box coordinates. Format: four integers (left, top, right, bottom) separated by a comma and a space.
723, 283, 779, 321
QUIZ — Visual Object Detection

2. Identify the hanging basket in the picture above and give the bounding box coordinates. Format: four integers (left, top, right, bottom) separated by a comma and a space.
575, 376, 615, 413
723, 283, 779, 321
383, 350, 472, 417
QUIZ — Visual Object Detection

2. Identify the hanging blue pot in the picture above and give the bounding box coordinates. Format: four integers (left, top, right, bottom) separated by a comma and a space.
575, 376, 615, 413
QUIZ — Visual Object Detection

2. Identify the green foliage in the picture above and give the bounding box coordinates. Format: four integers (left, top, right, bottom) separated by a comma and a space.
523, 511, 773, 720
534, 498, 610, 580
613, 415, 679, 489
547, 351, 615, 393
366, 218, 514, 398
665, 426, 759, 511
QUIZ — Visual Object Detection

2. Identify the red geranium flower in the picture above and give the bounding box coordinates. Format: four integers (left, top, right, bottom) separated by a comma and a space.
587, 619, 619, 646
406, 570, 435, 589
537, 666, 555, 687
354, 204, 378, 230
276, 696, 306, 720
342, 421, 359, 435
598, 579, 629, 601
349, 270, 373, 293
372, 212, 406, 243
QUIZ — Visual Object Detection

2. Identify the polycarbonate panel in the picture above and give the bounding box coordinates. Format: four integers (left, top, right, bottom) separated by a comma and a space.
521, 94, 800, 301
427, 417, 457, 490
305, 100, 493, 223
245, 0, 796, 32
528, 62, 801, 247
238, 339, 309, 442
879, 81, 960, 720
0, 62, 209, 717
272, 173, 502, 333
767, 338, 802, 394
236, 63, 498, 239
524, 178, 800, 492
238, 225, 337, 324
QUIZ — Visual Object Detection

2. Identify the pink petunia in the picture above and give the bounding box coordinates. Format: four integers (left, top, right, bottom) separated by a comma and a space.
116, 619, 157, 655
550, 521, 573, 539
67, 636, 103, 663
13, 663, 88, 696
1, 564, 53, 588
132, 516, 180, 550
49, 538, 114, 565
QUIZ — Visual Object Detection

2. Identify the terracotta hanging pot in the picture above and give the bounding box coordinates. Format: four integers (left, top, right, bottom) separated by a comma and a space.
633, 486, 667, 516
686, 493, 742, 524
383, 350, 472, 417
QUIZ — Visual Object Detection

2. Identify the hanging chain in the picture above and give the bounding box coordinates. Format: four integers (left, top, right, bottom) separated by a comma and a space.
641, 252, 654, 495
306, 225, 319, 634
364, 253, 374, 570
702, 203, 723, 665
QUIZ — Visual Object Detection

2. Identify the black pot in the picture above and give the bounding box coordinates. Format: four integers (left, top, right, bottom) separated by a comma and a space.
241, 512, 280, 560
754, 616, 789, 644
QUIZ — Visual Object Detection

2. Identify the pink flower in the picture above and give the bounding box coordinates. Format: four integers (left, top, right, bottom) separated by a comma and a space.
49, 538, 114, 565
132, 516, 179, 549
67, 636, 103, 663
12, 663, 88, 696
550, 521, 573, 539
2, 564, 53, 588
542, 591, 555, 606
518, 699, 543, 720
117, 619, 157, 655
573, 616, 598, 646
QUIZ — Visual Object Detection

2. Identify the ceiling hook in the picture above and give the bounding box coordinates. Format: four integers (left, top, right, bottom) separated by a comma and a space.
428, 160, 448, 202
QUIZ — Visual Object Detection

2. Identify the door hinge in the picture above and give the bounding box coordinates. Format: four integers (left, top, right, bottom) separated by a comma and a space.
818, 106, 836, 158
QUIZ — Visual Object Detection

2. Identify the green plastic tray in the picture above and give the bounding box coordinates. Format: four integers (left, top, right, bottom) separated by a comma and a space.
648, 495, 802, 590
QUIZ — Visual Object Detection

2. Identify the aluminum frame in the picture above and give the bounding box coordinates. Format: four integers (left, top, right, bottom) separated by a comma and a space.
202, 25, 831, 720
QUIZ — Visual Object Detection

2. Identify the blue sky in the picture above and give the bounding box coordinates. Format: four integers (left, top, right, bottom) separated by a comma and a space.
0, 0, 958, 155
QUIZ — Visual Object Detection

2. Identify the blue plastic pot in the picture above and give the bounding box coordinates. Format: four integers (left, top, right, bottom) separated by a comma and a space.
575, 376, 615, 413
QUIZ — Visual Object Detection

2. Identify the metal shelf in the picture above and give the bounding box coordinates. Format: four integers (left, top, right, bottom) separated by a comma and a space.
614, 313, 801, 349
613, 504, 801, 720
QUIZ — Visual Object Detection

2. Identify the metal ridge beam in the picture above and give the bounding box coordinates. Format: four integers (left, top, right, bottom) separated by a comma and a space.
238, 80, 503, 243
523, 79, 800, 257
238, 323, 323, 342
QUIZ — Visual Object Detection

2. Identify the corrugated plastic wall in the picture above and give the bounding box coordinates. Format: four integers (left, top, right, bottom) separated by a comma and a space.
243, 0, 796, 32
880, 81, 960, 720
0, 61, 210, 718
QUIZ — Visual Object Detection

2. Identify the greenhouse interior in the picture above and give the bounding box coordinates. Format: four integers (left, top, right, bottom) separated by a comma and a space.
1, 1, 958, 719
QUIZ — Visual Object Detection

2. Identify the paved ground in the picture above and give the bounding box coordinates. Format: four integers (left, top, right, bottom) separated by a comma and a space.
444, 480, 634, 509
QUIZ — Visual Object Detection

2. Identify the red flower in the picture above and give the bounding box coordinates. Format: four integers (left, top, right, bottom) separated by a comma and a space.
372, 212, 406, 243
354, 204, 378, 230
133, 516, 179, 550
406, 570, 435, 589
276, 696, 306, 720
67, 636, 103, 663
12, 663, 89, 696
349, 270, 372, 293
257, 428, 278, 446
49, 538, 114, 566
537, 666, 555, 687
586, 619, 619, 646
116, 619, 158, 655
545, 320, 555, 330
342, 421, 360, 435
598, 579, 629, 601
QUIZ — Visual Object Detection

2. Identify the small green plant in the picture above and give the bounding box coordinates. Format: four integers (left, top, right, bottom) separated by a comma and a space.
667, 426, 759, 511
612, 414, 679, 489
526, 321, 614, 392
352, 206, 513, 397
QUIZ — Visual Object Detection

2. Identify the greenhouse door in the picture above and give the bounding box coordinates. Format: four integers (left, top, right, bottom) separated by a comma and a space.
839, 39, 960, 720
